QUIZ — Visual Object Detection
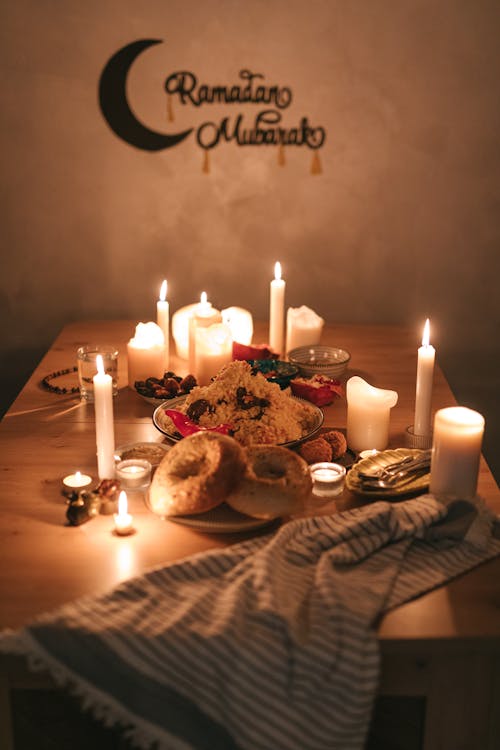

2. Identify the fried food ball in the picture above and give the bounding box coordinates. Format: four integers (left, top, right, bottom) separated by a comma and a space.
298, 436, 332, 464
322, 430, 347, 459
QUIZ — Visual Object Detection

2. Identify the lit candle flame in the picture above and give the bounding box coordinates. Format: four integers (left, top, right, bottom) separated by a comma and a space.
422, 318, 431, 347
159, 279, 167, 302
75, 470, 82, 481
274, 261, 282, 281
96, 354, 105, 376
118, 490, 128, 516
200, 291, 208, 305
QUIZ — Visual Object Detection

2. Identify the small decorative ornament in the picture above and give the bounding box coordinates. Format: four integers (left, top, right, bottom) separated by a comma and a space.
66, 491, 101, 526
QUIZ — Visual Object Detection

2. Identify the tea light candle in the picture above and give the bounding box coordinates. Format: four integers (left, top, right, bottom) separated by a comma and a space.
127, 322, 166, 387
413, 319, 435, 437
430, 406, 485, 502
221, 306, 253, 345
346, 376, 398, 452
94, 355, 115, 479
156, 279, 170, 369
114, 490, 134, 536
269, 262, 285, 356
62, 471, 93, 495
359, 449, 380, 460
285, 305, 324, 354
116, 459, 152, 490
195, 322, 233, 385
188, 293, 222, 372
310, 462, 346, 497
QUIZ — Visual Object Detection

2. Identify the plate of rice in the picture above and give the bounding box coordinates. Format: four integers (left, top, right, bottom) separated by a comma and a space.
152, 360, 323, 448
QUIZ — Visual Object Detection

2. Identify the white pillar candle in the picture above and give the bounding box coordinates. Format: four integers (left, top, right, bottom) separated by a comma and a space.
194, 322, 233, 385
94, 354, 115, 479
188, 292, 222, 373
172, 303, 199, 360
221, 306, 253, 345
269, 262, 285, 356
413, 319, 435, 437
285, 305, 325, 354
346, 376, 398, 452
156, 279, 170, 370
430, 406, 484, 502
127, 322, 166, 387
113, 490, 134, 536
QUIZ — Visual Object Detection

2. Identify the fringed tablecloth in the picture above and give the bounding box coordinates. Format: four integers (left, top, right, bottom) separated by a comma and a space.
1, 494, 499, 750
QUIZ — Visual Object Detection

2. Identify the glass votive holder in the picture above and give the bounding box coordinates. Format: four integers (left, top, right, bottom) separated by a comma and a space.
116, 459, 152, 490
405, 426, 433, 450
310, 462, 346, 498
77, 344, 119, 401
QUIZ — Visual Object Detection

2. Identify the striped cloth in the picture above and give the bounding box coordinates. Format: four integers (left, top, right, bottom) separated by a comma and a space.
1, 494, 499, 750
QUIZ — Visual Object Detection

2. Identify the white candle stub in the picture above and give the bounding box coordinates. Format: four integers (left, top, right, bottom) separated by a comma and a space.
285, 305, 324, 354
114, 491, 135, 536
195, 323, 233, 385
188, 292, 223, 373
346, 376, 398, 452
221, 306, 253, 345
127, 321, 166, 387
430, 406, 484, 502
62, 471, 92, 494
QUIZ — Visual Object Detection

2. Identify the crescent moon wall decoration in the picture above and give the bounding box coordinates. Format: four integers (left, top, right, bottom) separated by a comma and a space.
98, 38, 193, 152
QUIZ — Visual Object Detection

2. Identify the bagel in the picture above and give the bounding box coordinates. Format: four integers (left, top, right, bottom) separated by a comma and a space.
149, 432, 246, 517
226, 445, 312, 519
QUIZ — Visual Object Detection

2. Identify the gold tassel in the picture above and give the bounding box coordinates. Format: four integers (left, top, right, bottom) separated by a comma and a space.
311, 152, 322, 175
202, 150, 210, 174
277, 143, 286, 166
167, 95, 174, 122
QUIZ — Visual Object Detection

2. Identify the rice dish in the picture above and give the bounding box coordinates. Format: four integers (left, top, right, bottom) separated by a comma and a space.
158, 360, 320, 446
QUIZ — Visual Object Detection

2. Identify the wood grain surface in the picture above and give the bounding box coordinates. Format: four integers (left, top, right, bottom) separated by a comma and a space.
0, 320, 498, 648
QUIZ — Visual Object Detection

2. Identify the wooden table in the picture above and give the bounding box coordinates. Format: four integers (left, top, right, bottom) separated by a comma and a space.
1, 320, 499, 749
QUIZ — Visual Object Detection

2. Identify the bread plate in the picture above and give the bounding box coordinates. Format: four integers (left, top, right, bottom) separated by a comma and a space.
152, 395, 324, 449
145, 498, 278, 534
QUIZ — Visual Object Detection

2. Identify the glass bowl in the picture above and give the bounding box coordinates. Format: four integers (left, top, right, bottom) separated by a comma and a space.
287, 346, 351, 379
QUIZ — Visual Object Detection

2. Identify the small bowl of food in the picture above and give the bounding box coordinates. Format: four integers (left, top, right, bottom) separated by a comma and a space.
114, 442, 170, 469
248, 359, 299, 389
287, 346, 351, 379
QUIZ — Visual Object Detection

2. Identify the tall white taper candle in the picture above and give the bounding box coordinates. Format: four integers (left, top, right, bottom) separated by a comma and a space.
156, 279, 169, 370
93, 354, 115, 479
413, 319, 435, 436
269, 261, 285, 355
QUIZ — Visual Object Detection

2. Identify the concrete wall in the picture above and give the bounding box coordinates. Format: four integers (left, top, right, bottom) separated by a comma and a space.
1, 0, 499, 477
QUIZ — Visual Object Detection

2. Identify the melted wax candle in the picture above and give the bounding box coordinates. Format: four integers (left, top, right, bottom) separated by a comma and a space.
346, 376, 398, 452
